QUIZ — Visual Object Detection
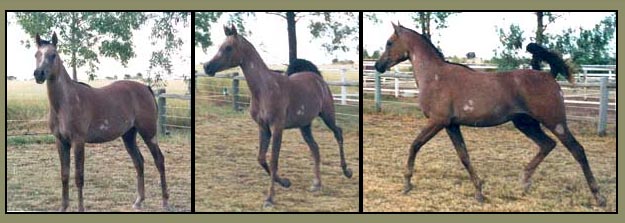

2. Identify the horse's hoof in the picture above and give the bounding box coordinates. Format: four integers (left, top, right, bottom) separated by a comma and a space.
262, 200, 274, 209
596, 194, 607, 207
475, 193, 485, 203
277, 178, 291, 188
310, 184, 322, 192
402, 183, 413, 194
343, 168, 353, 178
132, 203, 142, 210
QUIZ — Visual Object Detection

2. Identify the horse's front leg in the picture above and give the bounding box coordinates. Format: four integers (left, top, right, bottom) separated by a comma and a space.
404, 120, 444, 194
263, 124, 290, 208
73, 140, 86, 212
56, 139, 71, 212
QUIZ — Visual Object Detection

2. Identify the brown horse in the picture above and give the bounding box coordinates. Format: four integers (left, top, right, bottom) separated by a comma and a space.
374, 23, 606, 207
203, 25, 352, 208
33, 33, 169, 211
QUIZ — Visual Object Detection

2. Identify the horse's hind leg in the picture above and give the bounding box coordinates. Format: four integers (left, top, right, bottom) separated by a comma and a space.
300, 124, 322, 192
56, 139, 71, 212
446, 124, 484, 203
122, 128, 145, 210
547, 122, 606, 207
512, 115, 556, 193
319, 111, 352, 178
138, 132, 170, 210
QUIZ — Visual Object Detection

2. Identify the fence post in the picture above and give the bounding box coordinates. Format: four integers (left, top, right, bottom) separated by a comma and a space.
232, 77, 240, 111
597, 77, 608, 136
341, 68, 347, 105
394, 78, 399, 98
157, 89, 167, 135
375, 72, 382, 112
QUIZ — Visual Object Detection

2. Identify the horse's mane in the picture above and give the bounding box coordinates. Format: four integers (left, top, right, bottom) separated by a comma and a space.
401, 26, 475, 71
286, 58, 322, 77
76, 81, 92, 88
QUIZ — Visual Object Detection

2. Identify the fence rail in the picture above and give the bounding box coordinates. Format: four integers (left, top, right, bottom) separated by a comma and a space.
155, 89, 191, 134
364, 70, 616, 136
195, 70, 360, 111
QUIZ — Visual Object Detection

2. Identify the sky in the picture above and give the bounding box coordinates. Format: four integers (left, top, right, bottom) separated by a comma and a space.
194, 12, 360, 67
6, 12, 191, 81
364, 12, 615, 60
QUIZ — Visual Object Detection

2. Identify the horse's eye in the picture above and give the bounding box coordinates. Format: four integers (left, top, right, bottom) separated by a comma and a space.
386, 41, 393, 47
48, 53, 56, 60
225, 46, 233, 53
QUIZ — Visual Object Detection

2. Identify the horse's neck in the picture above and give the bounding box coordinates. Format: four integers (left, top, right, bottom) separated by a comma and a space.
407, 41, 445, 89
239, 48, 279, 101
46, 66, 75, 112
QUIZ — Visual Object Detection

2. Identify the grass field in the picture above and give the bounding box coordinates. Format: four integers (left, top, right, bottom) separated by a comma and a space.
7, 79, 191, 136
7, 137, 191, 212
6, 79, 192, 212
363, 102, 616, 212
194, 69, 361, 212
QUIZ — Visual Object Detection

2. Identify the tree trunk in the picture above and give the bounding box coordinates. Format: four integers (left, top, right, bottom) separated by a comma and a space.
71, 12, 78, 81
536, 12, 544, 45
286, 12, 297, 63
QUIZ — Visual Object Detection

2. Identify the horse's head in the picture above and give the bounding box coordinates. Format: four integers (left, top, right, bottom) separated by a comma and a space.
33, 32, 62, 84
203, 24, 245, 76
374, 22, 411, 73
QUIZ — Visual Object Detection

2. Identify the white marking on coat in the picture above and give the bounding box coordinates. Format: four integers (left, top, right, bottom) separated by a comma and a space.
463, 100, 474, 112
37, 47, 49, 67
250, 62, 254, 69
434, 74, 439, 81
75, 95, 80, 103
555, 124, 565, 135
150, 137, 158, 144
99, 119, 110, 130
296, 105, 305, 116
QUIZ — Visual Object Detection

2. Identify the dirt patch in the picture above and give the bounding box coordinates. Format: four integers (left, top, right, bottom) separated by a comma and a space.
6, 140, 191, 212
363, 113, 616, 212
194, 108, 360, 212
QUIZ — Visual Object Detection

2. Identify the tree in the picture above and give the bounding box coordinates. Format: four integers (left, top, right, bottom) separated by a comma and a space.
549, 13, 615, 65
411, 12, 458, 40
194, 12, 358, 64
15, 12, 146, 80
147, 12, 190, 89
493, 24, 527, 71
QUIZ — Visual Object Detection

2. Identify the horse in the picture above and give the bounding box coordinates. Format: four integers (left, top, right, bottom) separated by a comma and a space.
374, 23, 606, 207
203, 25, 353, 208
33, 33, 170, 211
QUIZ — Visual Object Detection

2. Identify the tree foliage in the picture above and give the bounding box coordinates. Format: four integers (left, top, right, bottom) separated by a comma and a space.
411, 12, 458, 40
15, 12, 146, 80
493, 12, 616, 71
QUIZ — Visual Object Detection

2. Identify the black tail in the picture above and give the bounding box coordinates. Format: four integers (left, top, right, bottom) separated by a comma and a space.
526, 43, 575, 83
286, 58, 322, 77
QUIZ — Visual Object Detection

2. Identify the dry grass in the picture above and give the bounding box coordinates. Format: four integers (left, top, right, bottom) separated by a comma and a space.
363, 113, 616, 212
194, 105, 360, 212
6, 140, 191, 212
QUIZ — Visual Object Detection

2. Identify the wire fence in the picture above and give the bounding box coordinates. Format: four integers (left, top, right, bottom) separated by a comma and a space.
194, 69, 360, 125
6, 80, 192, 137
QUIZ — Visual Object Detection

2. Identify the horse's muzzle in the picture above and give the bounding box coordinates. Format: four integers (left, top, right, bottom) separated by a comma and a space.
374, 60, 388, 73
33, 69, 47, 84
203, 63, 217, 77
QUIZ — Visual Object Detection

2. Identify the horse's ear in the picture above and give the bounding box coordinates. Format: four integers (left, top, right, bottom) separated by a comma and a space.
230, 24, 238, 36
391, 22, 400, 35
35, 33, 42, 47
223, 25, 231, 36
51, 32, 58, 47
